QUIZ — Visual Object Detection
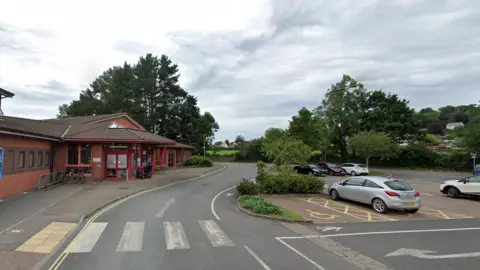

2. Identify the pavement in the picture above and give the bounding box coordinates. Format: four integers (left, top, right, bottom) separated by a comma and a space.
4, 163, 480, 270
0, 164, 224, 270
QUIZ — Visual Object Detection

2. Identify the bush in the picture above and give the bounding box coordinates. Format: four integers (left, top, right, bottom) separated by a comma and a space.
237, 180, 260, 195
261, 173, 325, 194
184, 156, 213, 167
238, 196, 283, 215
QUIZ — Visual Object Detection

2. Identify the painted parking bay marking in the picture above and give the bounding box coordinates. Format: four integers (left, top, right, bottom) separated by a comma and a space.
386, 248, 480, 259
299, 197, 397, 222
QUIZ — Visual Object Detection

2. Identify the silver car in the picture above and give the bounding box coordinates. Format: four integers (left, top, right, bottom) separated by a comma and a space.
328, 176, 421, 214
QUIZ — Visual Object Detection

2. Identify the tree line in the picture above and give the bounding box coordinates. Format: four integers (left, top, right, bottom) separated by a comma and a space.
233, 75, 480, 170
57, 54, 219, 151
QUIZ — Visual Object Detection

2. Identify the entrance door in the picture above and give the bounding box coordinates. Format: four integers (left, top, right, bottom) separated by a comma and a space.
106, 151, 129, 180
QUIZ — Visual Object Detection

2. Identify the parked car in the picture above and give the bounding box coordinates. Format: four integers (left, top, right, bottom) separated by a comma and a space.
339, 163, 369, 176
317, 162, 346, 176
294, 164, 327, 176
328, 176, 421, 214
440, 175, 480, 198
474, 164, 480, 176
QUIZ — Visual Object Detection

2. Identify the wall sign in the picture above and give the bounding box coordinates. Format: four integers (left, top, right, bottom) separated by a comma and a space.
0, 147, 3, 181
93, 157, 101, 163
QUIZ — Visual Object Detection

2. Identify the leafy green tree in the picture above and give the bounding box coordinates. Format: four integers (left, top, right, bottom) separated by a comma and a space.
263, 128, 287, 144
361, 90, 421, 143
459, 124, 480, 153
348, 131, 394, 168
262, 136, 312, 173
315, 74, 367, 159
56, 53, 219, 151
235, 138, 268, 162
224, 139, 230, 147
427, 122, 444, 135
288, 107, 330, 160
235, 135, 247, 149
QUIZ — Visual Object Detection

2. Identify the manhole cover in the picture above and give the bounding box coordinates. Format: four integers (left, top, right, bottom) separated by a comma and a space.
119, 187, 129, 190
83, 187, 95, 191
6, 229, 24, 235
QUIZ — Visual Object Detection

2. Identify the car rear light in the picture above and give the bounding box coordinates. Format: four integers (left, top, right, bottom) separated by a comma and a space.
414, 192, 420, 197
385, 191, 400, 197
355, 165, 359, 169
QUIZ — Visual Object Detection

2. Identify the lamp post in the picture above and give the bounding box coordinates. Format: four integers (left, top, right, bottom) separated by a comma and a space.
203, 134, 206, 157
471, 152, 477, 174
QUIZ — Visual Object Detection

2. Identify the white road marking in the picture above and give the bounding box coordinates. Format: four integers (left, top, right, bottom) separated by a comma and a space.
318, 226, 342, 232
116, 222, 145, 252
69, 222, 108, 253
322, 227, 480, 238
155, 198, 175, 218
386, 248, 480, 259
198, 220, 235, 247
164, 222, 190, 250
211, 185, 236, 220
226, 192, 234, 196
244, 245, 272, 270
275, 238, 327, 270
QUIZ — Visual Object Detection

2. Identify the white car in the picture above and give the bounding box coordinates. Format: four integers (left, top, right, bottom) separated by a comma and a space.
340, 163, 369, 176
440, 176, 480, 198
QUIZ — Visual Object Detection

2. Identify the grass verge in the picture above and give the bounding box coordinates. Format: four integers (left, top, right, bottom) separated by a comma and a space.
237, 195, 303, 221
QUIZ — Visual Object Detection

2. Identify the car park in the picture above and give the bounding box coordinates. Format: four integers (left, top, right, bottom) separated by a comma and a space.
328, 176, 421, 214
294, 163, 327, 176
339, 162, 369, 175
440, 175, 480, 198
317, 162, 347, 176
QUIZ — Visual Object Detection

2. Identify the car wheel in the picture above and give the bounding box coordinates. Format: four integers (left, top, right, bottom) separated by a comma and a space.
405, 209, 419, 214
372, 198, 388, 214
351, 171, 357, 176
330, 189, 341, 201
446, 187, 460, 198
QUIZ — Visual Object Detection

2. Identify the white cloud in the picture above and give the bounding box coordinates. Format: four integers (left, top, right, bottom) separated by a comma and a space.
1, 0, 479, 141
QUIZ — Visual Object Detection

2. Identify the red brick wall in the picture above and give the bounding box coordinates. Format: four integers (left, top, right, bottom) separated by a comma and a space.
182, 149, 192, 162
0, 134, 52, 198
166, 148, 176, 168
54, 144, 67, 171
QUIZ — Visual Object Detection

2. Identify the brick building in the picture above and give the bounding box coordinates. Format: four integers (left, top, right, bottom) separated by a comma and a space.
0, 96, 194, 198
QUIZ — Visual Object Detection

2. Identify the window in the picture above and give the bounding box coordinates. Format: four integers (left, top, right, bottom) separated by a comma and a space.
29, 151, 35, 167
344, 178, 365, 186
365, 180, 383, 188
38, 151, 43, 167
80, 144, 92, 164
45, 151, 50, 166
18, 151, 25, 168
468, 176, 480, 183
68, 145, 79, 165
384, 180, 413, 191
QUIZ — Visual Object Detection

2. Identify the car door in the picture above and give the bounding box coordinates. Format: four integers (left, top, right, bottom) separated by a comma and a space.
338, 178, 365, 201
360, 180, 384, 203
341, 163, 353, 174
462, 176, 480, 195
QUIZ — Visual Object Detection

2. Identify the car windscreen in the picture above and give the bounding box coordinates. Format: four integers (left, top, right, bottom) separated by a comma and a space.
384, 181, 413, 191
308, 164, 320, 169
326, 163, 336, 167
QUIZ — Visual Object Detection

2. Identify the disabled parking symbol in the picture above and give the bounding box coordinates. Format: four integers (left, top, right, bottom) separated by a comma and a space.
306, 209, 340, 220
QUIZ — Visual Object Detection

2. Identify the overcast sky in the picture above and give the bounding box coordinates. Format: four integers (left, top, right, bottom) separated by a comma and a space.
1, 0, 479, 141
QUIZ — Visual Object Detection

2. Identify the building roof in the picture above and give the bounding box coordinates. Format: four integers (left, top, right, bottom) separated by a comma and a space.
160, 142, 195, 149
446, 122, 464, 129
0, 88, 15, 98
0, 115, 69, 139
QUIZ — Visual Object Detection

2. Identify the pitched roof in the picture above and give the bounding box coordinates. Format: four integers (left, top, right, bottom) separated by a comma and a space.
63, 123, 175, 144
0, 115, 69, 139
169, 142, 195, 149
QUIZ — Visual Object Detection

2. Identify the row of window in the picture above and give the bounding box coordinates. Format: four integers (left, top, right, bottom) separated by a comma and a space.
18, 150, 50, 169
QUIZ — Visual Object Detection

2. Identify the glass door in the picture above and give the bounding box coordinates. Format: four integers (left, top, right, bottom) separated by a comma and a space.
105, 151, 129, 180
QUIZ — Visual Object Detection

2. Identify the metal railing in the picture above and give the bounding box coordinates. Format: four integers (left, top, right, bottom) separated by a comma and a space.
37, 171, 67, 190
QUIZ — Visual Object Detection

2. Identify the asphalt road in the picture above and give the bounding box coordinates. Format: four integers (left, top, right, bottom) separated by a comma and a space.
42, 164, 480, 270
377, 168, 470, 183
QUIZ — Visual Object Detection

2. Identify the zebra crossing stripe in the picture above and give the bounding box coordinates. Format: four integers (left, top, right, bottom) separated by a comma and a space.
164, 222, 190, 250
117, 222, 145, 252
69, 222, 108, 253
198, 220, 235, 247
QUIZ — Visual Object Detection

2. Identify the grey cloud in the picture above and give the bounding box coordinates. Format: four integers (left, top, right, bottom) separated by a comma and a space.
113, 39, 160, 55
162, 0, 480, 140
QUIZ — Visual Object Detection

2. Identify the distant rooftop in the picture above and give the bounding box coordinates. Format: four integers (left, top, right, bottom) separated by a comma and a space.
0, 88, 15, 98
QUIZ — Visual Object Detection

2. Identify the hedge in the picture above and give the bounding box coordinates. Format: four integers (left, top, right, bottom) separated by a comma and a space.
184, 156, 213, 167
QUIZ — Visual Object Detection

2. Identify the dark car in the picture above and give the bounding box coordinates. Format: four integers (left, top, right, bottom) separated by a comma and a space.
318, 162, 346, 176
294, 164, 327, 176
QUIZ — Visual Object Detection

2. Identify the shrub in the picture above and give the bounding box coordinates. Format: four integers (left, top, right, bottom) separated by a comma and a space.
184, 156, 213, 167
238, 196, 283, 215
237, 180, 260, 195
261, 173, 325, 194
